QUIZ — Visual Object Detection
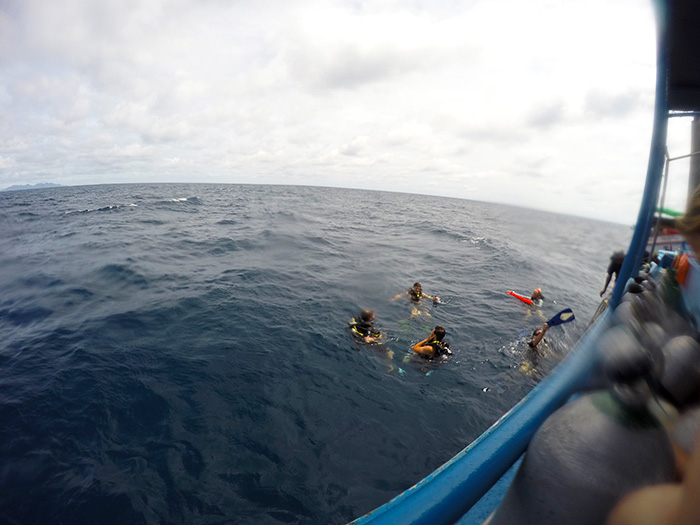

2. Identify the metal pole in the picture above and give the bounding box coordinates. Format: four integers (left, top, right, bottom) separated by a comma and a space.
689, 116, 700, 206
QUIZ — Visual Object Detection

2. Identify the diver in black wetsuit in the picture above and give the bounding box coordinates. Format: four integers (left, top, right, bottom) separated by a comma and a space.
394, 282, 439, 303
528, 323, 549, 350
412, 326, 452, 360
348, 309, 382, 344
394, 282, 440, 318
600, 250, 625, 297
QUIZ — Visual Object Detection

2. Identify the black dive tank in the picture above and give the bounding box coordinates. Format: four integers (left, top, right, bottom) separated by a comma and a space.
486, 326, 676, 524
658, 335, 700, 408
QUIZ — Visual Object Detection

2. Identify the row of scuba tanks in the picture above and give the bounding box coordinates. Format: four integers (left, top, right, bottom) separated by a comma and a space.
486, 267, 700, 524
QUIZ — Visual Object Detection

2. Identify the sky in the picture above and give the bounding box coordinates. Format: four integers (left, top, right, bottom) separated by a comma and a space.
0, 0, 695, 224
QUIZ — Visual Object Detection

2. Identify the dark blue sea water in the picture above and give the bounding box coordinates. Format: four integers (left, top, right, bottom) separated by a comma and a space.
0, 184, 630, 524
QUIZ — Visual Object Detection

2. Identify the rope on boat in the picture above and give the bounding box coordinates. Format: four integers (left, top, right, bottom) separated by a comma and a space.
587, 296, 610, 330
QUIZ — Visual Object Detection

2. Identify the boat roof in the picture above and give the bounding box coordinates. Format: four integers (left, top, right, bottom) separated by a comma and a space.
667, 0, 700, 111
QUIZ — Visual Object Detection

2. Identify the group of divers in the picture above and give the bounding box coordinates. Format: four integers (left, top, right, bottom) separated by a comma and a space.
348, 282, 573, 371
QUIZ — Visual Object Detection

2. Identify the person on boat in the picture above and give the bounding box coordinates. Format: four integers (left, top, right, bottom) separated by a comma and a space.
349, 309, 383, 344
412, 326, 452, 359
600, 250, 626, 297
676, 185, 700, 260
531, 288, 545, 303
668, 187, 700, 289
394, 282, 440, 303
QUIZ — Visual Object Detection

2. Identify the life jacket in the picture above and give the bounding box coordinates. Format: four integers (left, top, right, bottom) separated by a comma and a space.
421, 340, 451, 359
408, 289, 422, 302
349, 317, 380, 339
673, 252, 691, 286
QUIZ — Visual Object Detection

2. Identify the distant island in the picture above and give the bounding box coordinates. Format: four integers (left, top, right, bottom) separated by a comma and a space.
1, 182, 63, 192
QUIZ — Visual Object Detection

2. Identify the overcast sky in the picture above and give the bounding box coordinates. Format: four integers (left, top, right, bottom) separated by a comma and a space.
0, 0, 694, 224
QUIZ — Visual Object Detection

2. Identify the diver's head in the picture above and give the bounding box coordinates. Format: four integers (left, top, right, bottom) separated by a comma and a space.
433, 326, 446, 341
412, 282, 422, 292
533, 288, 542, 296
360, 309, 375, 322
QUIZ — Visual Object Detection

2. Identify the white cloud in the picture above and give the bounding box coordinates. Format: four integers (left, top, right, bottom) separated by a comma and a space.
0, 0, 679, 223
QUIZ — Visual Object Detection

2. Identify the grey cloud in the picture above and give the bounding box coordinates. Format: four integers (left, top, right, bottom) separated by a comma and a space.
103, 102, 194, 144
525, 100, 566, 129
284, 36, 452, 91
339, 136, 369, 156
584, 89, 643, 118
458, 124, 528, 143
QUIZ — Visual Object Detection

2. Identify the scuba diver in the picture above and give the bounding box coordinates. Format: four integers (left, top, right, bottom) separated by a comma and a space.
394, 282, 440, 303
528, 323, 549, 350
528, 308, 575, 350
348, 309, 383, 344
394, 282, 440, 317
412, 326, 452, 360
530, 288, 545, 305
349, 309, 395, 362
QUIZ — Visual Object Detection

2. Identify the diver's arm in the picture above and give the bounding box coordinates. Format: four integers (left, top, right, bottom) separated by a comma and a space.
600, 273, 612, 297
421, 292, 440, 302
530, 323, 549, 349
366, 332, 383, 343
412, 332, 436, 356
412, 343, 435, 356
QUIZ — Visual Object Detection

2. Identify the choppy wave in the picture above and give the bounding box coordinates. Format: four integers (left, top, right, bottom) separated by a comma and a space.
0, 183, 630, 524
67, 203, 139, 214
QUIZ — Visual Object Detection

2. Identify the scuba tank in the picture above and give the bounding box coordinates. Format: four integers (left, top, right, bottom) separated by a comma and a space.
487, 321, 676, 524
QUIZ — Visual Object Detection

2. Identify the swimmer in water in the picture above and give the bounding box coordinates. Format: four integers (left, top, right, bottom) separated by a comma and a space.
348, 309, 383, 344
528, 308, 575, 350
412, 326, 452, 360
528, 323, 549, 350
531, 288, 545, 303
394, 282, 440, 317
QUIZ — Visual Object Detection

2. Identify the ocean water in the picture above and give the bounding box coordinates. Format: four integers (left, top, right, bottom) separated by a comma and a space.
0, 183, 630, 524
